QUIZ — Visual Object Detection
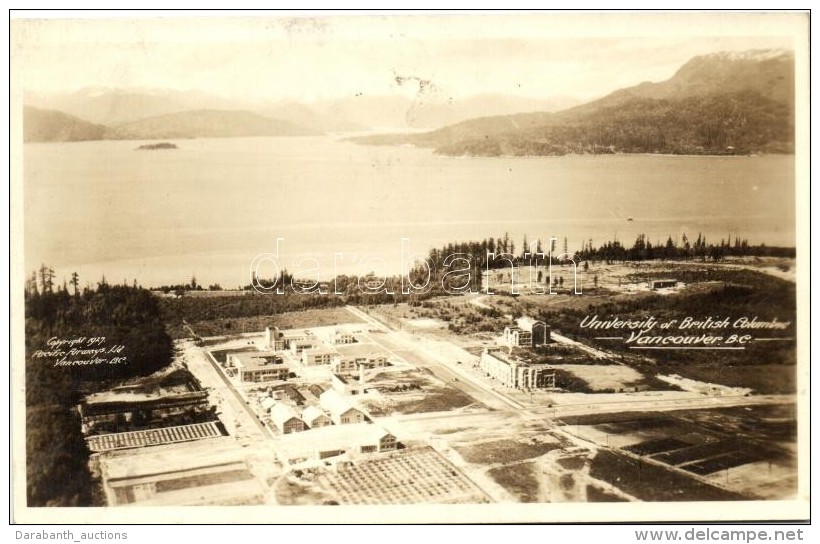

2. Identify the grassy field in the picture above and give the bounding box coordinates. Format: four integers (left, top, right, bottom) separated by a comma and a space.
455, 439, 560, 465
518, 345, 677, 393
388, 386, 478, 414
563, 405, 796, 500
372, 298, 510, 338
553, 368, 594, 393
586, 485, 629, 502
672, 404, 797, 447
478, 265, 797, 394
589, 450, 746, 502
362, 369, 479, 416
273, 474, 336, 506
185, 307, 364, 338
539, 268, 796, 392
553, 364, 644, 392
658, 362, 795, 395
487, 462, 539, 502
159, 292, 360, 338
154, 468, 254, 493
560, 412, 675, 427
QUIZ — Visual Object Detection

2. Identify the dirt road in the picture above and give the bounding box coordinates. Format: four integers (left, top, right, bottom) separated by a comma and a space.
347, 305, 523, 411
180, 340, 269, 441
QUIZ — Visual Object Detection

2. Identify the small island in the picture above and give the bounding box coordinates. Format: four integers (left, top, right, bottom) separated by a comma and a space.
136, 142, 178, 150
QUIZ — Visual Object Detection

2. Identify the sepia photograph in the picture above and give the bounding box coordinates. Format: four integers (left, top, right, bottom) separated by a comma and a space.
9, 11, 810, 524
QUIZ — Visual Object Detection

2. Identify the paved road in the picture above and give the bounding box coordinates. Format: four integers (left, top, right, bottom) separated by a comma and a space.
347, 305, 522, 411
530, 393, 794, 419
347, 306, 794, 423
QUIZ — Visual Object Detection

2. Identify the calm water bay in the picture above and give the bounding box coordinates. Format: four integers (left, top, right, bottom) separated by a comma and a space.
23, 136, 795, 288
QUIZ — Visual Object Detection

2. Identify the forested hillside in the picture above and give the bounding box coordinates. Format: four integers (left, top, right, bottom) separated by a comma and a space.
24, 274, 173, 506
352, 49, 795, 156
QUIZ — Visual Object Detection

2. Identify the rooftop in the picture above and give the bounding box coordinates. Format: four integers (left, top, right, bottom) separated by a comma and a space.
271, 403, 302, 426
84, 387, 205, 406
276, 422, 394, 452
301, 405, 327, 422
282, 329, 314, 339
516, 316, 545, 330
303, 346, 339, 356
320, 389, 360, 415
258, 396, 276, 411
335, 343, 387, 359
233, 351, 286, 371
84, 366, 203, 406
483, 347, 546, 368
308, 384, 325, 397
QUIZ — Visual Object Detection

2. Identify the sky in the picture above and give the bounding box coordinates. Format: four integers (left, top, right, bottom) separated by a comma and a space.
10, 12, 803, 103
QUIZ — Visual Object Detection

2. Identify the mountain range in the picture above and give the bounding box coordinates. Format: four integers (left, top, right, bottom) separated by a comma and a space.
23, 88, 580, 143
353, 49, 795, 156
23, 49, 794, 155
23, 106, 108, 143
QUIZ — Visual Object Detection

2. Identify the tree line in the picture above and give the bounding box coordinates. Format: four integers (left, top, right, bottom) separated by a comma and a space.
24, 269, 174, 506
421, 232, 792, 269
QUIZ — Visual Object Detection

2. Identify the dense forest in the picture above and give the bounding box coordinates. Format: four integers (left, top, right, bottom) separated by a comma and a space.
24, 269, 173, 506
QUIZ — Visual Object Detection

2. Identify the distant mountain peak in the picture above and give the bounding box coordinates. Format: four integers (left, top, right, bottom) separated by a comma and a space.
693, 48, 792, 62
354, 47, 796, 157
108, 108, 320, 139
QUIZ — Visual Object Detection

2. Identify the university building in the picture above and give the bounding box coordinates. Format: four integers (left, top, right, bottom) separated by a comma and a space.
227, 351, 289, 383
333, 343, 388, 375
479, 347, 555, 390
264, 326, 286, 351
502, 317, 550, 347
301, 347, 339, 367
316, 327, 357, 345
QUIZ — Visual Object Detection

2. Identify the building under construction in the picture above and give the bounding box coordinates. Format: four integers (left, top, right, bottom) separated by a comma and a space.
479, 347, 556, 390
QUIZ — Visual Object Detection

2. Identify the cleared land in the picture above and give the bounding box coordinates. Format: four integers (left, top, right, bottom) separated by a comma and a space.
487, 462, 539, 503
553, 364, 644, 392
146, 261, 797, 507
560, 404, 796, 500
106, 459, 264, 506
657, 363, 795, 395
316, 448, 490, 505
362, 368, 479, 416
455, 438, 561, 465
188, 307, 364, 338
589, 450, 745, 502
